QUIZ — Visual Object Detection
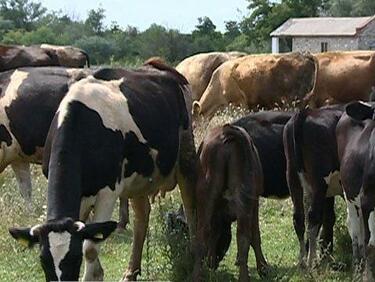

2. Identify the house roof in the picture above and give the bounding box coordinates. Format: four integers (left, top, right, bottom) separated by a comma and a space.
270, 16, 375, 37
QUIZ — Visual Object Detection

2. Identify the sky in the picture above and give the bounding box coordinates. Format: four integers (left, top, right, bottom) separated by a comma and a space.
39, 0, 249, 33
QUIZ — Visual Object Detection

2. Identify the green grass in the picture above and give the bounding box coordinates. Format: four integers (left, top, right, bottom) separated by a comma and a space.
0, 166, 354, 281
0, 107, 355, 281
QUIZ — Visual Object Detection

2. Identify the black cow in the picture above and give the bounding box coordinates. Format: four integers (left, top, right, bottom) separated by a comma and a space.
0, 66, 90, 208
0, 44, 90, 72
193, 111, 293, 281
232, 111, 292, 199
283, 105, 345, 267
9, 59, 197, 282
336, 101, 375, 281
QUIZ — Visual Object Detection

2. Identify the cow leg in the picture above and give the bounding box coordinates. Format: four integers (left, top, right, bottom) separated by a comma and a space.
117, 197, 129, 231
192, 177, 219, 282
306, 185, 326, 268
250, 200, 268, 277
364, 206, 375, 282
11, 162, 32, 210
82, 189, 117, 281
236, 212, 253, 282
289, 171, 307, 266
177, 130, 197, 241
320, 197, 335, 259
345, 194, 365, 269
123, 196, 150, 281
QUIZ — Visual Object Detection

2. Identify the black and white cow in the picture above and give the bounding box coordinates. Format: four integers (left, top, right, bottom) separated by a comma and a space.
9, 59, 197, 281
283, 105, 345, 267
0, 66, 90, 208
336, 101, 375, 281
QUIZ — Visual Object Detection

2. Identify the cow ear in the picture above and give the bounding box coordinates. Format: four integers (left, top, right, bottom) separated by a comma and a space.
78, 221, 117, 242
346, 101, 374, 121
192, 101, 201, 116
9, 227, 39, 248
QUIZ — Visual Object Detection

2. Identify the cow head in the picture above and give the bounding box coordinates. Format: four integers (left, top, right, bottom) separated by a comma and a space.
346, 101, 375, 121
194, 167, 233, 273
206, 211, 232, 268
9, 218, 116, 281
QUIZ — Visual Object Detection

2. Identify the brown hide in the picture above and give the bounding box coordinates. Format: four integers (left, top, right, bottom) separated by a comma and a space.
0, 44, 89, 72
40, 44, 89, 68
176, 51, 246, 101
306, 51, 375, 106
193, 124, 265, 281
194, 52, 317, 118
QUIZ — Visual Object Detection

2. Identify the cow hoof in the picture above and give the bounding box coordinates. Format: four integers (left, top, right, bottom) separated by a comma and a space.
238, 271, 250, 282
353, 259, 365, 275
298, 259, 307, 269
116, 226, 127, 233
122, 269, 140, 281
257, 264, 270, 278
25, 201, 33, 213
83, 267, 104, 281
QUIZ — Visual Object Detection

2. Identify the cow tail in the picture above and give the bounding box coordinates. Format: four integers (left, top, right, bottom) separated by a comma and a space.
81, 50, 90, 68
173, 83, 191, 131
291, 109, 307, 172
283, 109, 308, 250
222, 124, 261, 211
303, 53, 319, 107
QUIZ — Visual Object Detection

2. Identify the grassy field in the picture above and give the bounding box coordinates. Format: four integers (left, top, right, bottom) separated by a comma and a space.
0, 107, 356, 281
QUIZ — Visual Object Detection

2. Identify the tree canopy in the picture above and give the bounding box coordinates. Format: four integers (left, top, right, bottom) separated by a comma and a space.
0, 0, 374, 65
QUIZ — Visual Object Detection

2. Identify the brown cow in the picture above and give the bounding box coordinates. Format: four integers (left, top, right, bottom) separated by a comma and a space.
0, 44, 90, 72
176, 51, 246, 101
193, 52, 317, 118
305, 51, 375, 107
193, 123, 265, 282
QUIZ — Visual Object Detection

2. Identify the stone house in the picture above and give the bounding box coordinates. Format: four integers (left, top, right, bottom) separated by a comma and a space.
270, 16, 375, 53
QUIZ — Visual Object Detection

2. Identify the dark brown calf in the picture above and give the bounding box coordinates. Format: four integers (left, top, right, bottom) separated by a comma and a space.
193, 124, 266, 282
283, 105, 344, 267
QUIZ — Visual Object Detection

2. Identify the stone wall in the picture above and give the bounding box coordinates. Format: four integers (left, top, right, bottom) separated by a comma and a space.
358, 20, 375, 50
292, 36, 359, 53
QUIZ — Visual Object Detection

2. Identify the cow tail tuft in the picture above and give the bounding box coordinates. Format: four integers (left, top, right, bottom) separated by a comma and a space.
81, 50, 90, 68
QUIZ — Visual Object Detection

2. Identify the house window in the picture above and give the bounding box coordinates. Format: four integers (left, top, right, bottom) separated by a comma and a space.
321, 42, 328, 52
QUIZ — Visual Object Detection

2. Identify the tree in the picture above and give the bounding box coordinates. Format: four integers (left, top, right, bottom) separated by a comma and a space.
328, 0, 352, 16
240, 0, 276, 50
328, 0, 375, 16
0, 16, 13, 39
75, 36, 118, 65
135, 24, 170, 59
191, 17, 224, 53
109, 20, 121, 34
225, 34, 250, 52
194, 16, 217, 36
85, 7, 105, 34
0, 0, 46, 31
240, 0, 329, 52
224, 21, 241, 40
